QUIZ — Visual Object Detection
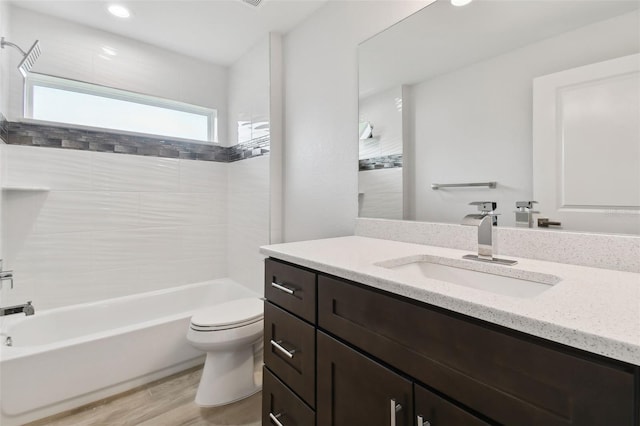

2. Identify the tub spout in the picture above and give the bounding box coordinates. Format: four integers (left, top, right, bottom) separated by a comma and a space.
0, 301, 35, 316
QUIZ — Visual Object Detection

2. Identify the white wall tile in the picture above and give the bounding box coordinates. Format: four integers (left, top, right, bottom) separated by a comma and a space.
91, 152, 180, 192
139, 193, 190, 228
182, 225, 227, 260
11, 231, 94, 276
32, 192, 98, 235
3, 145, 92, 190
178, 257, 227, 285
92, 192, 140, 231
179, 160, 227, 194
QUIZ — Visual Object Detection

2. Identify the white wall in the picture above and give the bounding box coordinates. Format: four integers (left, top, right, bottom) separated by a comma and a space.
227, 156, 270, 294
0, 0, 10, 119
282, 1, 430, 242
0, 145, 228, 309
411, 11, 639, 227
358, 86, 402, 160
7, 6, 228, 144
228, 36, 269, 148
226, 37, 271, 294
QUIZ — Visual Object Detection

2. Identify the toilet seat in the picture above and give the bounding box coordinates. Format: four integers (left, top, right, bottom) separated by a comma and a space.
190, 298, 263, 332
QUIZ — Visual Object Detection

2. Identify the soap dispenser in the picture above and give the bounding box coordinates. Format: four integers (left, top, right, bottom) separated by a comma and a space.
515, 201, 538, 228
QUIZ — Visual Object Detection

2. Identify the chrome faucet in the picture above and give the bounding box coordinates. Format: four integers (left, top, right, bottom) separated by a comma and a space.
0, 260, 14, 289
0, 301, 35, 316
461, 201, 517, 266
515, 201, 538, 228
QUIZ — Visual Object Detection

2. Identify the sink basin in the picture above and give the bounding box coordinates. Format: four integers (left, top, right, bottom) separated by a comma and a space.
375, 255, 560, 298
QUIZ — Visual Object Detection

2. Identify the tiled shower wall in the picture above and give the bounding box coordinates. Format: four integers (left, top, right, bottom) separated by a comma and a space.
1, 144, 229, 309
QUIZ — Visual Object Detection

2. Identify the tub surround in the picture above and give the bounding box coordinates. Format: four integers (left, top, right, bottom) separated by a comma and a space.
260, 236, 640, 365
356, 217, 640, 273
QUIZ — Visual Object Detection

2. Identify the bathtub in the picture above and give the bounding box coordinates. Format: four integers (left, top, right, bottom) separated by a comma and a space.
0, 278, 260, 426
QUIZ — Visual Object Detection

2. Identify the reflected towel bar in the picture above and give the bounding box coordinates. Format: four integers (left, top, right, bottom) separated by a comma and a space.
431, 181, 497, 190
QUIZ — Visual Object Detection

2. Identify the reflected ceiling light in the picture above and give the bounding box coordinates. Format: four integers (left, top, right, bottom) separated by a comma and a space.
102, 46, 117, 56
451, 0, 473, 6
108, 4, 131, 18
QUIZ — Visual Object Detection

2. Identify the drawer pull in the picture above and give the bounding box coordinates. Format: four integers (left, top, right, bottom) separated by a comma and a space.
270, 339, 296, 358
271, 282, 295, 295
417, 415, 431, 426
390, 399, 402, 426
269, 412, 285, 426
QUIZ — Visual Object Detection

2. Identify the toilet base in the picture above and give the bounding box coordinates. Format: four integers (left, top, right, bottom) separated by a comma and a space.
194, 346, 261, 407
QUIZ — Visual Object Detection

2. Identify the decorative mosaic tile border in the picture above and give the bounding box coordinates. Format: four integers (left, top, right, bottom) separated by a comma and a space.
359, 154, 402, 171
5, 121, 269, 163
0, 114, 7, 143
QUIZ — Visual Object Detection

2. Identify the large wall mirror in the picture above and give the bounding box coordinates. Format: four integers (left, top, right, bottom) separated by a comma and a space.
358, 0, 640, 235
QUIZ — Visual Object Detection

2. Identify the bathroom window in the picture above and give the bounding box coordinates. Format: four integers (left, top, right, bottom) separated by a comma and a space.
24, 73, 217, 142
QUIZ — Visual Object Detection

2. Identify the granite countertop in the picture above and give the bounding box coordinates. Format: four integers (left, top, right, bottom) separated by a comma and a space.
261, 236, 640, 365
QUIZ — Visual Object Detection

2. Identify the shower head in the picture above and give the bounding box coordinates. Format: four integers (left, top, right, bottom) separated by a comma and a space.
1, 37, 41, 77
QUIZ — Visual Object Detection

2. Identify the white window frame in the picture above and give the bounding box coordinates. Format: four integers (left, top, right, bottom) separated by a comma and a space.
24, 73, 218, 143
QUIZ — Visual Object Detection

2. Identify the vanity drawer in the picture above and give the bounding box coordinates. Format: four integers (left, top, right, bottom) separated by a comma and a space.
263, 368, 315, 426
265, 258, 316, 323
264, 301, 316, 408
318, 274, 636, 426
415, 384, 491, 426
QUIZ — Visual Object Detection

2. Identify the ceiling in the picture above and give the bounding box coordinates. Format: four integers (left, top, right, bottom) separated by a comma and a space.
9, 0, 328, 66
359, 0, 640, 97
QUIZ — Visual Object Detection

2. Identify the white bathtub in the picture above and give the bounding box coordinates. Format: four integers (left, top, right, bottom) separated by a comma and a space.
0, 278, 260, 426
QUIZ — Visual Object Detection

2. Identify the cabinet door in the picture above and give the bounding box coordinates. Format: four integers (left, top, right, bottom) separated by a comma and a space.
414, 384, 492, 426
317, 331, 413, 426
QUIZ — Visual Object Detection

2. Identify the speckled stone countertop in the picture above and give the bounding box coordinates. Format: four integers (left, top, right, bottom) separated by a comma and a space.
261, 236, 640, 365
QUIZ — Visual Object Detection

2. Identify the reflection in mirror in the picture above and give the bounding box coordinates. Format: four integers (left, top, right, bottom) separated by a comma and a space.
358, 0, 640, 234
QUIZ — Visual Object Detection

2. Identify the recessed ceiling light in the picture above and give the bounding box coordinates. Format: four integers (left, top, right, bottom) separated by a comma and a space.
451, 0, 473, 6
108, 4, 131, 18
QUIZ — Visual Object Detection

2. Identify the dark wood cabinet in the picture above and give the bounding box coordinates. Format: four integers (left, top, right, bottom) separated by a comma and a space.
317, 331, 413, 426
263, 258, 640, 426
262, 368, 315, 426
264, 302, 316, 407
318, 274, 637, 426
414, 384, 491, 426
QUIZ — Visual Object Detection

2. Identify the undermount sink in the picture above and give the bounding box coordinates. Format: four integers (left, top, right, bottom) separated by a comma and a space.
375, 255, 561, 298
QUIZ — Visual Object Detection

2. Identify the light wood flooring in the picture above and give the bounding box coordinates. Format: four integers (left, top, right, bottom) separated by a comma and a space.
27, 366, 262, 426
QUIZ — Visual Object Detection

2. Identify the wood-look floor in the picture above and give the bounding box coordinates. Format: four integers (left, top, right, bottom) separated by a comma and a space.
27, 366, 261, 426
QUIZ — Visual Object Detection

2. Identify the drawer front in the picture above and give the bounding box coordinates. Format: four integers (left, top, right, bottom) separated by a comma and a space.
415, 384, 491, 426
263, 367, 315, 426
318, 275, 636, 426
264, 302, 316, 407
265, 258, 316, 323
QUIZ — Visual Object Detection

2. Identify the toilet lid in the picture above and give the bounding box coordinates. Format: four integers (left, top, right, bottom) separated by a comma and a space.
190, 298, 263, 329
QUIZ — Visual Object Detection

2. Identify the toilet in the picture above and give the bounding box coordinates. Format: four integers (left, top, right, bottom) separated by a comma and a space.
186, 297, 264, 407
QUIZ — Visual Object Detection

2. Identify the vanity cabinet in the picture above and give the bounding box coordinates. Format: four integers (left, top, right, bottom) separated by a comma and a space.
263, 259, 318, 425
263, 258, 639, 426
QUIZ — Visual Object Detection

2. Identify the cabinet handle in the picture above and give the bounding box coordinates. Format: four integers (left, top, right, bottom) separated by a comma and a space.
390, 399, 402, 426
417, 415, 431, 426
271, 282, 295, 295
270, 339, 296, 358
269, 412, 285, 426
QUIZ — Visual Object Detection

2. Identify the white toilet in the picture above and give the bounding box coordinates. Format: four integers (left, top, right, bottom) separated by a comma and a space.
186, 297, 264, 407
